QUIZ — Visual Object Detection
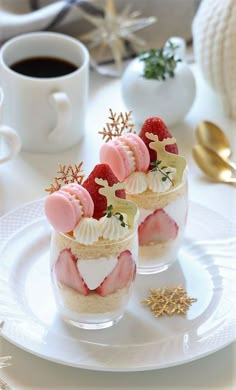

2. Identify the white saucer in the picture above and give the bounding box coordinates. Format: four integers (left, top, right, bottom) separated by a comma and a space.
0, 199, 235, 371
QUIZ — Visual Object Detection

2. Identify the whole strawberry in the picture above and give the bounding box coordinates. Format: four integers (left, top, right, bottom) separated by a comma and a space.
83, 164, 126, 220
139, 117, 178, 165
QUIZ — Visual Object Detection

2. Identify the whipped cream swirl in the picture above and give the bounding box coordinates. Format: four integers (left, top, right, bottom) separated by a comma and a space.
119, 141, 136, 172
125, 171, 148, 194
100, 214, 128, 240
74, 217, 100, 244
125, 167, 176, 194
147, 167, 176, 193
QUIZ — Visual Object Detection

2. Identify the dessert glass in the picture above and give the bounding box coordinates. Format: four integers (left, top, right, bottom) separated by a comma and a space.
126, 173, 188, 274
50, 228, 138, 329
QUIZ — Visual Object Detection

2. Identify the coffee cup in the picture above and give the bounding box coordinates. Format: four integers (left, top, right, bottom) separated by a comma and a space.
0, 32, 89, 153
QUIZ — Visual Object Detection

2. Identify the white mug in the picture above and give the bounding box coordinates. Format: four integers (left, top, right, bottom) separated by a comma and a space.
0, 32, 89, 153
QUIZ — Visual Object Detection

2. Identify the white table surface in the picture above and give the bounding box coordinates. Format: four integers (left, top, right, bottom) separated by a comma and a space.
0, 64, 236, 389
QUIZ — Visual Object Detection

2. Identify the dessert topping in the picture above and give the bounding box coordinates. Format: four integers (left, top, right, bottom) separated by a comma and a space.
99, 108, 134, 142
119, 140, 136, 171
100, 212, 128, 240
125, 164, 175, 194
139, 116, 178, 165
45, 163, 84, 194
83, 163, 126, 220
147, 165, 176, 193
44, 184, 93, 233
96, 178, 138, 229
125, 172, 148, 194
150, 160, 174, 183
73, 217, 100, 245
45, 163, 138, 244
146, 132, 186, 186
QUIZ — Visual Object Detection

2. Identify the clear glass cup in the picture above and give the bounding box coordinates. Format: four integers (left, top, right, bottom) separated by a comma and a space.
50, 228, 138, 329
126, 174, 188, 274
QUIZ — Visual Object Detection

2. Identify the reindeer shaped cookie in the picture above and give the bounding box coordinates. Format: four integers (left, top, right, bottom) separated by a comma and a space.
95, 178, 138, 228
146, 132, 186, 186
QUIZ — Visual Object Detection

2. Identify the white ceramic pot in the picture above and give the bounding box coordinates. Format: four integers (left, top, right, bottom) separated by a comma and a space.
121, 39, 196, 127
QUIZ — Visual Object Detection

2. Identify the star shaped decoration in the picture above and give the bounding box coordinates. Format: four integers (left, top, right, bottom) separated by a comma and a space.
78, 0, 157, 74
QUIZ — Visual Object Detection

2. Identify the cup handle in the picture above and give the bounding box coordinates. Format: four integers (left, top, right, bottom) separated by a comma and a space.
0, 89, 21, 163
0, 125, 21, 163
48, 92, 71, 141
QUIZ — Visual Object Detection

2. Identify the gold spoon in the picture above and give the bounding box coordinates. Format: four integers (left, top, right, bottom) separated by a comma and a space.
196, 121, 236, 169
192, 144, 236, 184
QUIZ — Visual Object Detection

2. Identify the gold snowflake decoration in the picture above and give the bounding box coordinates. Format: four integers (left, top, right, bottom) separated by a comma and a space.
99, 108, 135, 142
142, 286, 197, 317
45, 163, 84, 194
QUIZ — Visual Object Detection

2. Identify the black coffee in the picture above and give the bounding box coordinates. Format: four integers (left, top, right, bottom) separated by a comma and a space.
10, 56, 78, 78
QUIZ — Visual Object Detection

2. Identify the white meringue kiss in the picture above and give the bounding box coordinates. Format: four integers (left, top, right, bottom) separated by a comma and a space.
125, 171, 148, 194
147, 167, 176, 193
100, 214, 128, 240
74, 217, 100, 245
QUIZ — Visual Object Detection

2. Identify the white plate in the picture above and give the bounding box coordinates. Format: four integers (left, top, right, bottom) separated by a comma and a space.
0, 199, 235, 372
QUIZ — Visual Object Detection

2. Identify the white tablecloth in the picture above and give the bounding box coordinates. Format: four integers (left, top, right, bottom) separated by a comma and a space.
0, 64, 235, 389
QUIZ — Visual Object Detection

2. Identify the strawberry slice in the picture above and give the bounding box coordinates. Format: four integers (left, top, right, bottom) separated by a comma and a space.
138, 209, 178, 246
54, 249, 89, 295
139, 117, 178, 166
83, 163, 126, 220
96, 250, 136, 297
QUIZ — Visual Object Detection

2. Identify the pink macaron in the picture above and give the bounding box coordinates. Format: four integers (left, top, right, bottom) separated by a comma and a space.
100, 133, 150, 181
45, 183, 94, 233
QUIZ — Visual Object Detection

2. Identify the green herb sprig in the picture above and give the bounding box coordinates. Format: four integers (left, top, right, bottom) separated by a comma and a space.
105, 205, 129, 228
139, 40, 182, 81
150, 160, 174, 185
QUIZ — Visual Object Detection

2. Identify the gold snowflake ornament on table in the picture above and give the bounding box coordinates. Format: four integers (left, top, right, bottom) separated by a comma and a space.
45, 163, 84, 194
78, 0, 157, 74
99, 108, 135, 142
142, 286, 197, 317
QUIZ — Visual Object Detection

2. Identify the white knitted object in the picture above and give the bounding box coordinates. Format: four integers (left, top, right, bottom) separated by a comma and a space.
192, 0, 236, 118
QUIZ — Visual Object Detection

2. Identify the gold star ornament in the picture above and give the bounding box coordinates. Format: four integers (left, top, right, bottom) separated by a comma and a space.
79, 0, 157, 73
142, 286, 197, 317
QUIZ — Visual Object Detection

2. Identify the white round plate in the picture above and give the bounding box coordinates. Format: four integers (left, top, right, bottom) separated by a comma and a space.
0, 199, 235, 372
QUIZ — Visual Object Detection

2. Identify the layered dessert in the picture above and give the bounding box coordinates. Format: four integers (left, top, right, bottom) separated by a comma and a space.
100, 115, 188, 274
45, 163, 138, 329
